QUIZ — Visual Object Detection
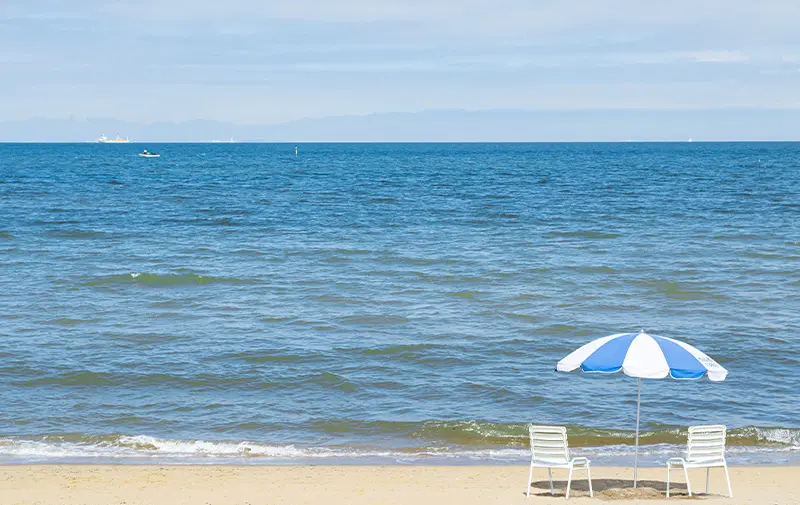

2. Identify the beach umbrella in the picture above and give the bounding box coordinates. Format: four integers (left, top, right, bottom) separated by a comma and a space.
556, 330, 727, 487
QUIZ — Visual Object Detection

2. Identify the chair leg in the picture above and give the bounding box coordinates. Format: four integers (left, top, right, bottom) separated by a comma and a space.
526, 461, 534, 498
683, 466, 692, 497
548, 468, 554, 495
566, 466, 573, 500
706, 467, 710, 495
723, 463, 733, 498
666, 465, 671, 498
587, 465, 593, 498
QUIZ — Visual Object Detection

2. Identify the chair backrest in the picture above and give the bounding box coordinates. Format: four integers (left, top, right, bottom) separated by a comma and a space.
529, 425, 570, 465
686, 425, 727, 463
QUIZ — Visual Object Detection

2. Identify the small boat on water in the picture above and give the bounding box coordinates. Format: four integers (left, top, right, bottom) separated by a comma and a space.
138, 149, 160, 158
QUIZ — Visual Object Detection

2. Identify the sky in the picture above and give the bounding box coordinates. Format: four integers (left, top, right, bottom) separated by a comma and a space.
2, 0, 800, 124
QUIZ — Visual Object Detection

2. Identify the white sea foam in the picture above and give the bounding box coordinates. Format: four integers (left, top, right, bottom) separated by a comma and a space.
736, 427, 800, 447
0, 435, 797, 465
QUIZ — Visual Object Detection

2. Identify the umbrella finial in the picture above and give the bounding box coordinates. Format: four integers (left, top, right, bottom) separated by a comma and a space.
639, 328, 645, 334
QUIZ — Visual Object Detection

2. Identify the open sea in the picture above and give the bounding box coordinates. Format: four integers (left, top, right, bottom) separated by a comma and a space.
0, 142, 798, 466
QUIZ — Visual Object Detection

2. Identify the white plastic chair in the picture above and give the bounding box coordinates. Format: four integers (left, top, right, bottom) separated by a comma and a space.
666, 425, 732, 498
526, 425, 593, 499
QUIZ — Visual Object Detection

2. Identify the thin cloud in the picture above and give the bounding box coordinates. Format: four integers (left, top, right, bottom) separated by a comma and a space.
1, 0, 799, 122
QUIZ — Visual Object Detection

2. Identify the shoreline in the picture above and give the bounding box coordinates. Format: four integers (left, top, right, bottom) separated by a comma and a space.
2, 464, 795, 504
1, 458, 799, 467
2, 461, 798, 468
2, 426, 797, 466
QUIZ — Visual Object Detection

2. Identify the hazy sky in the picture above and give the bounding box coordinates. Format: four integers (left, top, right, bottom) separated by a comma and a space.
2, 0, 800, 123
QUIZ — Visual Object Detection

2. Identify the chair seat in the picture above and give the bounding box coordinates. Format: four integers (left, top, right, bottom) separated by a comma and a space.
531, 457, 590, 469
668, 457, 727, 468
531, 461, 571, 469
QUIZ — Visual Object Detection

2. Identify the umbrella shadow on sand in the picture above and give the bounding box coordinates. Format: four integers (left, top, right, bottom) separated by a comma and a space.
528, 479, 700, 500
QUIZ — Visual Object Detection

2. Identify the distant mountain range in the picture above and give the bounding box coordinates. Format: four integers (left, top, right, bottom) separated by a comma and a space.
2, 109, 800, 142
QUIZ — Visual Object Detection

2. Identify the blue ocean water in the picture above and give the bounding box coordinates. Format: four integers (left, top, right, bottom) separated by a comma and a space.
0, 142, 798, 465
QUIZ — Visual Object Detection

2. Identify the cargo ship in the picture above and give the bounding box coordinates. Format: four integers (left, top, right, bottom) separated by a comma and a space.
97, 134, 131, 143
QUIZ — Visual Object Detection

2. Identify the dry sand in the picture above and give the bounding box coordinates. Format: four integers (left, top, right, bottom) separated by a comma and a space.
1, 465, 793, 505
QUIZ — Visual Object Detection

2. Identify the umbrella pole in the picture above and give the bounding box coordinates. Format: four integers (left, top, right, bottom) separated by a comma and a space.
634, 378, 641, 488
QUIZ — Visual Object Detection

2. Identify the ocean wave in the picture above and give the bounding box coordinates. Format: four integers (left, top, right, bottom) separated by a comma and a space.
729, 426, 800, 447
0, 435, 310, 460
46, 229, 111, 239
221, 350, 328, 364
356, 343, 444, 358
85, 272, 258, 287
0, 435, 520, 462
337, 314, 410, 326
0, 431, 796, 465
632, 279, 729, 301
360, 421, 800, 449
13, 371, 280, 390
44, 317, 102, 326
449, 290, 486, 299
306, 372, 357, 392
544, 231, 620, 240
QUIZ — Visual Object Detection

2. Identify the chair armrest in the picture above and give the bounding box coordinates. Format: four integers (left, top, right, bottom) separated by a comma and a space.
570, 457, 590, 466
667, 458, 686, 467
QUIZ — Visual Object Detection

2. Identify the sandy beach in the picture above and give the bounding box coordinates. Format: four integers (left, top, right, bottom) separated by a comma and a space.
1, 465, 795, 505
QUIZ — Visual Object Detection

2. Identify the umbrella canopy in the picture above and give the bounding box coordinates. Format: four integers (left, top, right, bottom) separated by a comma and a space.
556, 330, 727, 487
557, 331, 728, 381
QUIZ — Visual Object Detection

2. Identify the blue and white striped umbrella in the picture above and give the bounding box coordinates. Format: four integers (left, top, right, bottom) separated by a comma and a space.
556, 330, 727, 487
556, 331, 727, 381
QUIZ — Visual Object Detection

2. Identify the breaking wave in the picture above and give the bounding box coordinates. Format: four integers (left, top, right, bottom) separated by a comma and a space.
0, 429, 797, 465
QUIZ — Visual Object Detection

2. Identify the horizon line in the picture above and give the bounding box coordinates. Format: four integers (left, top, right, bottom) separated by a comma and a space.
3, 140, 800, 144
